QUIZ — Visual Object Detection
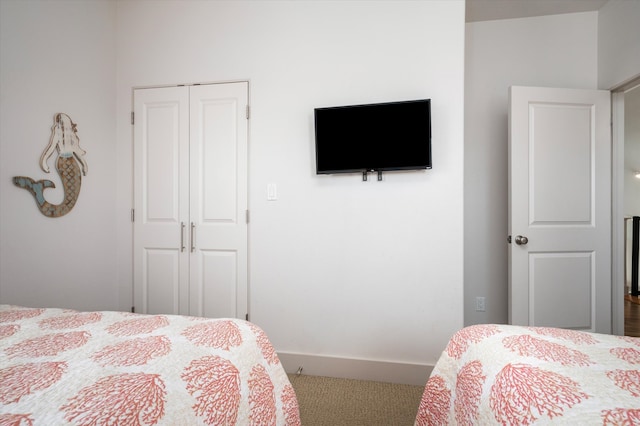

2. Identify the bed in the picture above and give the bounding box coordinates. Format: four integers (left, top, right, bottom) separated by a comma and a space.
415, 324, 640, 425
0, 305, 300, 425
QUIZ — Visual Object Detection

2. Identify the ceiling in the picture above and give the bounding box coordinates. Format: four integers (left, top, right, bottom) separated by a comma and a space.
466, 0, 609, 22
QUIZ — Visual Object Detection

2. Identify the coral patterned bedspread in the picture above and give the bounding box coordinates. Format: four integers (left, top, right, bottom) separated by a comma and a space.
415, 324, 640, 425
0, 305, 300, 425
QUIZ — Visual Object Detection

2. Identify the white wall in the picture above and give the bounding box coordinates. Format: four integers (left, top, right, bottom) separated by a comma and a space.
598, 0, 640, 271
598, 0, 640, 90
115, 1, 465, 379
0, 0, 464, 385
0, 1, 118, 310
464, 12, 599, 325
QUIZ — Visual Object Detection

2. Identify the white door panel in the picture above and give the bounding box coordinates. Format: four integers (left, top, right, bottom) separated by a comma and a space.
134, 87, 190, 315
189, 82, 248, 319
530, 104, 593, 223
509, 86, 611, 333
197, 250, 238, 318
530, 252, 593, 328
194, 93, 240, 222
134, 82, 248, 320
144, 249, 182, 315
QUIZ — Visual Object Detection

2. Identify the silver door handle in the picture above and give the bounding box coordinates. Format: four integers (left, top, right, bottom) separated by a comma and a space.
181, 222, 186, 252
514, 235, 528, 245
191, 222, 195, 252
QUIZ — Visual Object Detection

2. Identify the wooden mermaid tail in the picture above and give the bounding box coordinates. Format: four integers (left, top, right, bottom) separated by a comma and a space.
13, 155, 82, 217
14, 113, 87, 217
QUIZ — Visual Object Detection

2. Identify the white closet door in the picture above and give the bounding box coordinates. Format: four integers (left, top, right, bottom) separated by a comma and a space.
133, 87, 190, 315
189, 82, 249, 319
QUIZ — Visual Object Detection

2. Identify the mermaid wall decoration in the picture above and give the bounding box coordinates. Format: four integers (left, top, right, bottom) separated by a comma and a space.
13, 113, 88, 217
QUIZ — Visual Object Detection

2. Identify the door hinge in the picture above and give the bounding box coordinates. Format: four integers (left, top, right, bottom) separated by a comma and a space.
245, 313, 249, 321
246, 105, 250, 120
131, 306, 135, 313
131, 209, 135, 222
246, 210, 250, 224
131, 111, 135, 125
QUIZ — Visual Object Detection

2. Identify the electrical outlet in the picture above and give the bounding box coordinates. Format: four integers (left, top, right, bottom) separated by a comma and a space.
476, 297, 486, 312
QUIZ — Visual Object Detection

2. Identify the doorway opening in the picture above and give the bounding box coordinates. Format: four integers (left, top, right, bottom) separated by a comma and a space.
612, 76, 640, 337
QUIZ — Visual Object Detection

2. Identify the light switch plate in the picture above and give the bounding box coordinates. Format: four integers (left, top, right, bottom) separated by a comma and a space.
267, 183, 277, 201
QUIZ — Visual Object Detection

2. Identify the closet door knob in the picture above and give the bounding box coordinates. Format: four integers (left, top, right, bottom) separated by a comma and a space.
181, 222, 186, 252
191, 222, 196, 252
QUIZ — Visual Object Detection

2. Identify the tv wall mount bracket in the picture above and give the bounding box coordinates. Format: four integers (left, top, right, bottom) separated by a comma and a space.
362, 171, 383, 182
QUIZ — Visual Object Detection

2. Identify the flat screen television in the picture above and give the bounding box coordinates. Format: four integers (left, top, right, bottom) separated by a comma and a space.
314, 99, 431, 175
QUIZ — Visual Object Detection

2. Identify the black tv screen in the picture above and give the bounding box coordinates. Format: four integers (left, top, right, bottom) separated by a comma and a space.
314, 99, 431, 174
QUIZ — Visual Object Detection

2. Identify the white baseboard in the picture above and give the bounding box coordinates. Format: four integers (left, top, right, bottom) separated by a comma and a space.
278, 352, 432, 387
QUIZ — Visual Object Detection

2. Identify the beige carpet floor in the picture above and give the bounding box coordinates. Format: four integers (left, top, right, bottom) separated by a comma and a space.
288, 374, 424, 426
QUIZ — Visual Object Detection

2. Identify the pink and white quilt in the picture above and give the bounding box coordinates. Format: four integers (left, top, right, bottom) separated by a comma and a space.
415, 324, 640, 425
0, 305, 300, 425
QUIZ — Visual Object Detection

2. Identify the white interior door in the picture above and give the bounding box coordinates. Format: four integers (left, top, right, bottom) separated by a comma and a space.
133, 82, 249, 319
508, 86, 611, 333
189, 83, 249, 319
133, 87, 190, 315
